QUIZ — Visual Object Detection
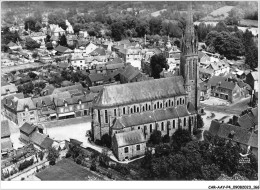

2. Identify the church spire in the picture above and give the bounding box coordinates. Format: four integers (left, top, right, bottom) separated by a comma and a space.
185, 2, 194, 37
181, 1, 198, 55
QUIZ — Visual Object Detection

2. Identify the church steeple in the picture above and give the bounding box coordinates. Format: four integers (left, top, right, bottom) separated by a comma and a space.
180, 1, 200, 111
181, 2, 198, 56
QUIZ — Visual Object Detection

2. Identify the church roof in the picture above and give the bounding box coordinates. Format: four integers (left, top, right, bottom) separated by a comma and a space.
93, 76, 186, 108
113, 106, 190, 129
114, 130, 145, 148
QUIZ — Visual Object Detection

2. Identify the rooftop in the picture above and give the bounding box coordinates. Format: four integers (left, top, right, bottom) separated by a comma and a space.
93, 76, 186, 108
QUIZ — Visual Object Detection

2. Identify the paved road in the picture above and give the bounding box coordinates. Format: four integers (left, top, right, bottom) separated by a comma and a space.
200, 97, 250, 115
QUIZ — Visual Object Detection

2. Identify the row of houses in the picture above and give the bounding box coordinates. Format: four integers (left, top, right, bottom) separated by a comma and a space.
2, 84, 96, 126
208, 107, 258, 159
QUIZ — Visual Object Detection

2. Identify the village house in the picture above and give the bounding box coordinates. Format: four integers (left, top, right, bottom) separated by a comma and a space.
112, 130, 146, 161
208, 76, 244, 103
30, 32, 46, 45
245, 71, 258, 93
3, 95, 39, 126
19, 122, 43, 143
199, 82, 211, 100
1, 83, 18, 99
53, 93, 95, 119
19, 122, 54, 150
83, 42, 98, 56
118, 48, 142, 63
204, 61, 229, 76
119, 64, 150, 84
54, 45, 73, 55
32, 95, 57, 122
49, 24, 66, 37
209, 120, 258, 159
70, 54, 86, 69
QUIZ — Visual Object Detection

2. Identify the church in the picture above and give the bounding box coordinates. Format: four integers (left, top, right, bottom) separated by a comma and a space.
91, 3, 200, 161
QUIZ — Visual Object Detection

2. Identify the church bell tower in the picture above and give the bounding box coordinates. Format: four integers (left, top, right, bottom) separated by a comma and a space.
180, 2, 200, 111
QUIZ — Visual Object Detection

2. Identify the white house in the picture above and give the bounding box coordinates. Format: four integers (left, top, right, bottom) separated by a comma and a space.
65, 20, 74, 34
83, 42, 98, 56
71, 54, 86, 69
79, 30, 89, 38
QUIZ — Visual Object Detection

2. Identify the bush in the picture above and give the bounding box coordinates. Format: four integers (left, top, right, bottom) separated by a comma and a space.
101, 134, 112, 148
111, 164, 130, 175
107, 171, 113, 179
149, 130, 162, 145
76, 159, 82, 165
90, 161, 96, 171
162, 134, 170, 143
65, 152, 71, 158
49, 160, 56, 165
18, 158, 34, 171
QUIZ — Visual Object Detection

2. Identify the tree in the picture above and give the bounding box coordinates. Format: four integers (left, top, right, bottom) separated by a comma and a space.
171, 129, 192, 151
245, 45, 258, 69
201, 164, 221, 180
24, 17, 37, 31
47, 147, 59, 165
149, 17, 162, 35
25, 38, 40, 50
150, 53, 168, 79
32, 52, 38, 59
35, 21, 43, 32
3, 11, 15, 25
149, 130, 162, 145
243, 30, 258, 69
101, 134, 112, 148
45, 42, 53, 50
59, 34, 68, 47
28, 71, 37, 79
99, 149, 110, 167
2, 30, 21, 45
196, 114, 204, 129
111, 21, 125, 41
206, 31, 245, 59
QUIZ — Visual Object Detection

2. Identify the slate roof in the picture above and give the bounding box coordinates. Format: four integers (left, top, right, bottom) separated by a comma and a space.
114, 130, 145, 147
113, 106, 189, 129
94, 76, 186, 108
208, 120, 221, 136
248, 132, 258, 148
4, 97, 36, 112
106, 63, 125, 70
120, 65, 142, 81
176, 105, 190, 117
32, 96, 54, 108
208, 76, 237, 90
217, 123, 252, 145
1, 120, 11, 138
1, 83, 18, 95
30, 132, 47, 147
90, 48, 106, 56
89, 85, 104, 93
238, 114, 256, 130
88, 73, 105, 82
20, 122, 37, 135
187, 102, 197, 115
40, 137, 54, 149
52, 84, 83, 94
70, 138, 83, 146
54, 45, 69, 53
1, 138, 13, 151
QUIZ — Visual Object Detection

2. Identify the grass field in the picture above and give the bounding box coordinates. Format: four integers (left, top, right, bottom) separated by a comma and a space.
36, 159, 104, 181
